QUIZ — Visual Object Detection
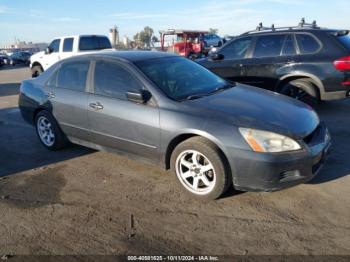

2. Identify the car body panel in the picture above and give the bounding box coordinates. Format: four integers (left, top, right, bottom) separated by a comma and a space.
87, 93, 160, 162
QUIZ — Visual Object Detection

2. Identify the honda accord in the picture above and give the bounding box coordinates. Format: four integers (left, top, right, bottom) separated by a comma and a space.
18, 51, 331, 200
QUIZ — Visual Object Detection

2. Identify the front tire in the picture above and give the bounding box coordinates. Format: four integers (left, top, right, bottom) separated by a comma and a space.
171, 137, 231, 200
35, 111, 68, 151
31, 65, 43, 78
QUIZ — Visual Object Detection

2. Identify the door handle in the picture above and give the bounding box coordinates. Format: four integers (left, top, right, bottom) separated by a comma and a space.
89, 102, 104, 111
46, 92, 55, 99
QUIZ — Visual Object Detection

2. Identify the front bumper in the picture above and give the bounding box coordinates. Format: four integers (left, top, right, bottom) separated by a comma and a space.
229, 125, 331, 192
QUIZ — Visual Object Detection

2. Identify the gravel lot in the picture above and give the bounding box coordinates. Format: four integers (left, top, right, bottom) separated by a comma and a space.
0, 66, 349, 256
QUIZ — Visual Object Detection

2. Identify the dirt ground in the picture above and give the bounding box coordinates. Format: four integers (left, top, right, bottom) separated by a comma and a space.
0, 66, 349, 257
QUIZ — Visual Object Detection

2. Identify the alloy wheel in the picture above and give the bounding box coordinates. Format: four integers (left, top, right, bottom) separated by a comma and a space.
175, 150, 216, 195
37, 116, 55, 147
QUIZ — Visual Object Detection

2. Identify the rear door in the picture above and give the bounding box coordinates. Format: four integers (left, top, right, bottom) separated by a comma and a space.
43, 59, 91, 140
206, 36, 253, 83
244, 34, 298, 90
87, 59, 160, 162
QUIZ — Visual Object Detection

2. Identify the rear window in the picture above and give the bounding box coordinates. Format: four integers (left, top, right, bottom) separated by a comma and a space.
57, 61, 90, 92
281, 35, 296, 56
338, 34, 350, 50
296, 34, 321, 54
63, 38, 74, 52
253, 34, 285, 58
79, 36, 112, 51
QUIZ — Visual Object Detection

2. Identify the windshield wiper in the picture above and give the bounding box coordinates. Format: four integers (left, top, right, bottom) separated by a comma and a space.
210, 83, 235, 94
182, 94, 209, 101
180, 82, 236, 101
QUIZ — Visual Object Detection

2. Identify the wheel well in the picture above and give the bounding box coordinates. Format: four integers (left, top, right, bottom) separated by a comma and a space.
32, 108, 46, 124
31, 62, 43, 69
164, 134, 231, 174
276, 76, 320, 99
165, 134, 197, 169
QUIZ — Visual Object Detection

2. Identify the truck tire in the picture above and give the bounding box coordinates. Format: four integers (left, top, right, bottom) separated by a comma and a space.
31, 65, 43, 78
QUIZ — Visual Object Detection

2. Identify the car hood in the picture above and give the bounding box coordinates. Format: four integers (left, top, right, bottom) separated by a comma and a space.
185, 84, 319, 139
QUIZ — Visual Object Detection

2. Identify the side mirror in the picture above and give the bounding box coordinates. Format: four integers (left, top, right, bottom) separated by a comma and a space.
126, 90, 152, 104
45, 47, 53, 55
210, 53, 224, 61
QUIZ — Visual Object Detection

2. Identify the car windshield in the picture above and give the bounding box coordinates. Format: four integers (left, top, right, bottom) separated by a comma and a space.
135, 56, 231, 101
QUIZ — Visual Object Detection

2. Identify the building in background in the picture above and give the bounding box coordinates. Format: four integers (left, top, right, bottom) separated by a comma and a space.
1, 39, 47, 54
109, 26, 119, 48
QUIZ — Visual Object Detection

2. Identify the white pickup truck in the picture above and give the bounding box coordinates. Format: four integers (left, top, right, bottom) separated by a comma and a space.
30, 35, 112, 77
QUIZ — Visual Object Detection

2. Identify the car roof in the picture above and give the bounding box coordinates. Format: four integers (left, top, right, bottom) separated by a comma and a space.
239, 28, 343, 37
86, 50, 178, 62
53, 35, 108, 39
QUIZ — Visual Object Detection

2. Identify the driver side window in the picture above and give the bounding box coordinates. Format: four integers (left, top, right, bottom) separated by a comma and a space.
48, 39, 60, 53
94, 61, 142, 100
220, 37, 252, 60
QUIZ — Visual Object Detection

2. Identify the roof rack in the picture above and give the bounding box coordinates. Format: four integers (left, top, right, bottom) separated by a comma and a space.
241, 18, 320, 36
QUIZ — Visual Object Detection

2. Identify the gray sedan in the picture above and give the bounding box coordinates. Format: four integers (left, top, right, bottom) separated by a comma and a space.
18, 51, 330, 200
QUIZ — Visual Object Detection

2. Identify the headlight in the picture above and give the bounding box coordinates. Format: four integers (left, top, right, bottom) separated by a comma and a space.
239, 128, 301, 153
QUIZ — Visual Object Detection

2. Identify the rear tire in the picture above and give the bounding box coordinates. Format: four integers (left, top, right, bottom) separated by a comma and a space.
31, 65, 43, 78
35, 111, 69, 151
280, 79, 319, 106
170, 137, 231, 200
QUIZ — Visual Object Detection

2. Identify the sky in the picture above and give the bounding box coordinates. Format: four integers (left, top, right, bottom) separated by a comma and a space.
0, 0, 349, 45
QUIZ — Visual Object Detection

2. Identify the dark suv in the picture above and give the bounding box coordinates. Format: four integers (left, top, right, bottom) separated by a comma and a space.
198, 20, 350, 102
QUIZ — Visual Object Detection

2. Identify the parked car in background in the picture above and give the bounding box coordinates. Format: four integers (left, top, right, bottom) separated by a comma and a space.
19, 51, 330, 200
202, 34, 224, 47
30, 35, 112, 77
5, 51, 31, 66
0, 54, 8, 67
198, 19, 350, 102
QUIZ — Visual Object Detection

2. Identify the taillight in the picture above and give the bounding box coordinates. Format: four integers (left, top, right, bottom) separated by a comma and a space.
334, 56, 350, 71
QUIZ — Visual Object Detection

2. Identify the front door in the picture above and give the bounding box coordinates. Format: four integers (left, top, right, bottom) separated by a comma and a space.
87, 60, 160, 162
43, 39, 61, 70
205, 36, 253, 83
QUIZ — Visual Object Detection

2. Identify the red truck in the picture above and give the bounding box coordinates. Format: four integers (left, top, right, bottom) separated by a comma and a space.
160, 29, 209, 59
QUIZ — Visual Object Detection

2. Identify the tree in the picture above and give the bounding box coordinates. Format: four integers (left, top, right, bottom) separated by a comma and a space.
133, 26, 155, 48
208, 28, 219, 34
